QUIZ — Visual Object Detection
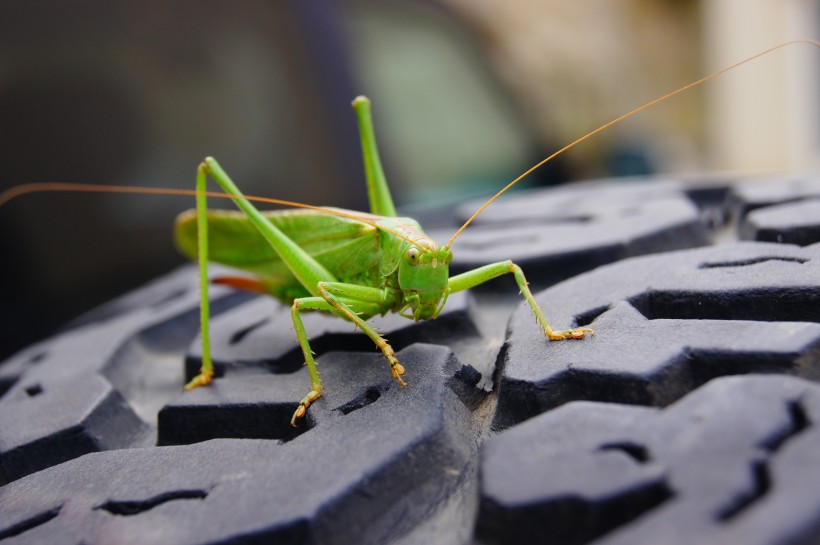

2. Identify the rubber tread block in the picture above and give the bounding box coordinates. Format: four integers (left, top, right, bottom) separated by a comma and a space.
480, 375, 820, 545
495, 242, 820, 430
740, 199, 820, 246
434, 180, 710, 285
0, 344, 476, 545
728, 176, 820, 217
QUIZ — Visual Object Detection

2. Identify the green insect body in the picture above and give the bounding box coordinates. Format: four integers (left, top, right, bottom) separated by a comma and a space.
177, 96, 592, 426
0, 42, 815, 427
175, 208, 390, 303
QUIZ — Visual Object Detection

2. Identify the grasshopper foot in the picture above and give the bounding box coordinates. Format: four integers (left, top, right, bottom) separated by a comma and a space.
291, 389, 322, 427
184, 370, 213, 390
378, 340, 407, 386
390, 358, 408, 387
547, 328, 595, 341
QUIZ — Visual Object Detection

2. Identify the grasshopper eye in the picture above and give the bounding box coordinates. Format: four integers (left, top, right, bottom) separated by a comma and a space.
406, 247, 420, 265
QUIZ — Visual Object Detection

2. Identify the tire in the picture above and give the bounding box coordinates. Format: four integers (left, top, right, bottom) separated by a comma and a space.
1, 174, 819, 545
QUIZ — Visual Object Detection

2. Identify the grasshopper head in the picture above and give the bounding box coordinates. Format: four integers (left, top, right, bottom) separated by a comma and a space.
398, 242, 453, 321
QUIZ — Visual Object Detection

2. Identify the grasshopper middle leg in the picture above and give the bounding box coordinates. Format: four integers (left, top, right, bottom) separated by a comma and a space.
289, 284, 402, 426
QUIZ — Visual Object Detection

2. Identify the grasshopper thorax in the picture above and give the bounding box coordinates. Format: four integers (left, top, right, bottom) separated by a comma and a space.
398, 240, 452, 321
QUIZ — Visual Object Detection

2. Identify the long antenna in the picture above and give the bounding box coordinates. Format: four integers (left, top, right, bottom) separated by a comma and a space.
446, 39, 820, 249
0, 182, 421, 246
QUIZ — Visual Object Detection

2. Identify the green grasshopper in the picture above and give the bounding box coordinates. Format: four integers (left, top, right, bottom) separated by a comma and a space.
1, 41, 814, 426
173, 96, 592, 425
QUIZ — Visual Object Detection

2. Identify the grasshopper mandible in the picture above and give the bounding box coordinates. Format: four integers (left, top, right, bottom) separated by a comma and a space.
174, 96, 593, 426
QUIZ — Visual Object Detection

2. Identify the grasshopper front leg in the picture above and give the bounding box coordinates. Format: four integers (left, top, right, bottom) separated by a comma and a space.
448, 260, 594, 340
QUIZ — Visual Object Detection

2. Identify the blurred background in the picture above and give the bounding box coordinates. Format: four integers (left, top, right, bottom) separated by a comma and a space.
0, 0, 818, 360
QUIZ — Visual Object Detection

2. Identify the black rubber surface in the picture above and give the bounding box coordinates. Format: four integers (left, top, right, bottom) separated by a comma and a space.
1, 174, 819, 544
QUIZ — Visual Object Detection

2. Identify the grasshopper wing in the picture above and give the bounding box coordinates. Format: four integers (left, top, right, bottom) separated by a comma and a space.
174, 209, 381, 301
